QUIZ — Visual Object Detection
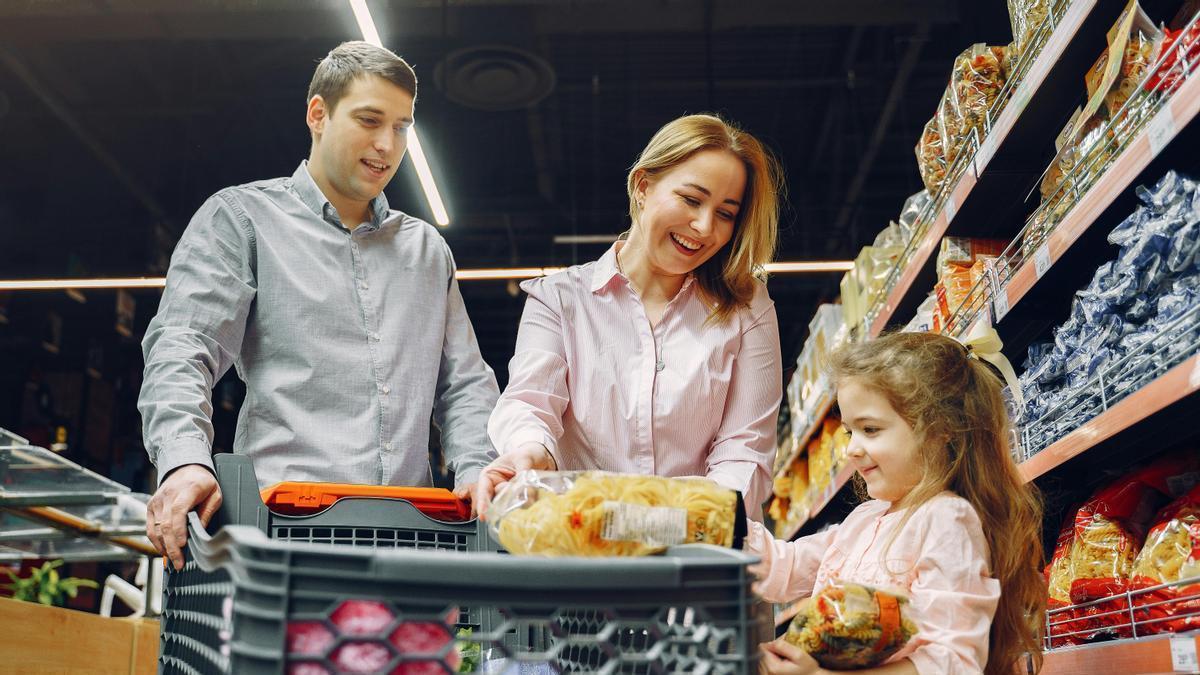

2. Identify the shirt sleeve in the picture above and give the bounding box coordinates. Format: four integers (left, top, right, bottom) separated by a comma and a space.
904, 499, 1001, 675
138, 192, 256, 484
705, 289, 782, 521
433, 244, 501, 488
744, 519, 839, 604
487, 278, 570, 461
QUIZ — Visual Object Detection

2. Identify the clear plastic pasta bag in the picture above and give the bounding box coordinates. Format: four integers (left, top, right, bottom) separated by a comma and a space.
487, 471, 745, 557
783, 582, 918, 670
1130, 483, 1200, 634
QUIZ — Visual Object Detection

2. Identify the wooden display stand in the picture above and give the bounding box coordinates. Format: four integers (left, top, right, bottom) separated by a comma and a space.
0, 597, 158, 674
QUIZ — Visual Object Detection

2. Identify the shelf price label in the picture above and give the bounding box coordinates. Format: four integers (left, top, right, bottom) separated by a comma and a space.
1034, 242, 1052, 279
944, 194, 958, 225
1148, 107, 1177, 159
1171, 636, 1198, 672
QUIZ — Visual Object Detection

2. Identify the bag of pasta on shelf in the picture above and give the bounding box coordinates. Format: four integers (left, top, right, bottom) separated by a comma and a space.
783, 582, 918, 669
915, 114, 948, 194
1045, 514, 1083, 647
950, 44, 1009, 140
1130, 481, 1200, 634
1007, 0, 1057, 56
1082, 0, 1162, 133
487, 471, 746, 557
1068, 453, 1200, 639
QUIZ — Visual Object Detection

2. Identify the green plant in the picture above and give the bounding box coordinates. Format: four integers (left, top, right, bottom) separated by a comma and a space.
456, 627, 482, 673
2, 559, 98, 606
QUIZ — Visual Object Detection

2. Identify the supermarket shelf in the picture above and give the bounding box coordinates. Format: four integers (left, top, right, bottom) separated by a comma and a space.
1018, 350, 1200, 483
780, 463, 856, 542
1036, 631, 1200, 674
867, 0, 1113, 335
994, 70, 1200, 323
772, 392, 835, 483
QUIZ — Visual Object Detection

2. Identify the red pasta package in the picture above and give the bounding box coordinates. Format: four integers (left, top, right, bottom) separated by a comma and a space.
1068, 453, 1200, 640
1145, 22, 1200, 95
1045, 515, 1081, 647
1129, 483, 1200, 634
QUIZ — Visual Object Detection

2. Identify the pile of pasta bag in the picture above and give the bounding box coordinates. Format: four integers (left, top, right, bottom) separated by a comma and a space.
1015, 171, 1200, 451
783, 582, 918, 669
487, 471, 746, 557
1044, 451, 1200, 644
1129, 482, 1200, 634
915, 43, 1010, 194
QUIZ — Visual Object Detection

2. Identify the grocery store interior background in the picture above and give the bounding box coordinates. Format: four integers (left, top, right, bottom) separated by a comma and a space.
4, 1, 1200, 663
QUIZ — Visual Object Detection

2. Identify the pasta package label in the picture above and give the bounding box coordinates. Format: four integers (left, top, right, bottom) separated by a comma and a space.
783, 582, 917, 670
489, 471, 745, 557
600, 501, 687, 548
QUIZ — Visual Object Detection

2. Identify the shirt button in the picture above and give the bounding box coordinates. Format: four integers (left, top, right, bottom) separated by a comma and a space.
383, 442, 393, 451
370, 332, 381, 341
360, 281, 369, 291
380, 385, 391, 395
655, 360, 665, 372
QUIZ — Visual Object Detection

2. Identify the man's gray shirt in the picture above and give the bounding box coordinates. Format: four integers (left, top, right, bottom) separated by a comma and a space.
139, 161, 499, 488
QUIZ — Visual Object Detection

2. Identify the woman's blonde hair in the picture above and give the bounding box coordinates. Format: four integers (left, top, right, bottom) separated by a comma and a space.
831, 331, 1045, 675
626, 113, 782, 323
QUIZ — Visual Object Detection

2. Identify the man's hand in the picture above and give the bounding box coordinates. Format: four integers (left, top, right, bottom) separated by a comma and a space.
473, 443, 555, 519
146, 464, 222, 571
759, 639, 822, 675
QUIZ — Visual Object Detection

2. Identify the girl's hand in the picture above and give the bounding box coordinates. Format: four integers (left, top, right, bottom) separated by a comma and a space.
759, 639, 823, 675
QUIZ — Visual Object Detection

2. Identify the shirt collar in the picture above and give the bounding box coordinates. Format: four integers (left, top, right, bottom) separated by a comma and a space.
292, 160, 390, 232
590, 241, 697, 295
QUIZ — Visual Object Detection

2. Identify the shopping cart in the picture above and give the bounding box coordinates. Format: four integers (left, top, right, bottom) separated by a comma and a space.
158, 454, 763, 674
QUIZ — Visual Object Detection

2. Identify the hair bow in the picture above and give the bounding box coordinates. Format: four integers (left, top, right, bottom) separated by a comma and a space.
957, 322, 1023, 408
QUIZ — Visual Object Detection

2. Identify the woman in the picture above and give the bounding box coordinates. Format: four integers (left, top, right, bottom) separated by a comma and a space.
475, 113, 784, 520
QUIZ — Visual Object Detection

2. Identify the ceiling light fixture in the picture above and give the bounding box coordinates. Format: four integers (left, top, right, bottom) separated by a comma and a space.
348, 0, 450, 227
0, 262, 854, 291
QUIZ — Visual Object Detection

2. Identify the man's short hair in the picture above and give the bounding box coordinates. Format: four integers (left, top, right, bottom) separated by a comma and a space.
307, 41, 418, 112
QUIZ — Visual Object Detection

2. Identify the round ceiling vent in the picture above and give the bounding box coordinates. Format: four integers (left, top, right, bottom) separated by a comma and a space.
434, 45, 556, 111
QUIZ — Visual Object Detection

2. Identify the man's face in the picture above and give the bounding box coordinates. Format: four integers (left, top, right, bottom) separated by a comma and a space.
307, 74, 414, 211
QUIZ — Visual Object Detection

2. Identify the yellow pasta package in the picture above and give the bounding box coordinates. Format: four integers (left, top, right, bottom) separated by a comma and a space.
1130, 483, 1200, 634
783, 582, 918, 669
488, 471, 745, 557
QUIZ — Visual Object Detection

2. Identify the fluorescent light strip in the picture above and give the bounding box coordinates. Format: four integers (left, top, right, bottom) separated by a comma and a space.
348, 0, 450, 227
454, 267, 566, 281
765, 261, 854, 273
0, 262, 853, 291
553, 234, 620, 245
0, 278, 167, 291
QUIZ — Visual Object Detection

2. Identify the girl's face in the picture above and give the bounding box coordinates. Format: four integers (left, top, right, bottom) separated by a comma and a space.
837, 377, 925, 506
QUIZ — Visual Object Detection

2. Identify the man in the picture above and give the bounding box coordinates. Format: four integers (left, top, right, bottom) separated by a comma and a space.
139, 41, 498, 570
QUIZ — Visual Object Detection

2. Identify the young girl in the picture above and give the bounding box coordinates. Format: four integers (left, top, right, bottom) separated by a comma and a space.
751, 332, 1045, 675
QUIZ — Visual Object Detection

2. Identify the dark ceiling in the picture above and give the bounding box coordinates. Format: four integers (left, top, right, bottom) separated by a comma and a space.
0, 0, 1014, 386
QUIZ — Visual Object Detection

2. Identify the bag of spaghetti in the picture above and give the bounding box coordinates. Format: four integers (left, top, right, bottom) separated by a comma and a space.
783, 582, 918, 669
1129, 482, 1200, 634
487, 471, 746, 557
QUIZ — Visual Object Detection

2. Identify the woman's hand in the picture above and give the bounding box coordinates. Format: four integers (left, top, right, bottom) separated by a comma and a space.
473, 442, 556, 518
759, 639, 823, 675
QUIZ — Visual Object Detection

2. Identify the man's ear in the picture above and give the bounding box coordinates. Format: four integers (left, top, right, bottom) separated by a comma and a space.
306, 95, 328, 137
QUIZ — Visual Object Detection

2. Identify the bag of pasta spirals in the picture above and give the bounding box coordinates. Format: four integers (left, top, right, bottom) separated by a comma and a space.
783, 582, 918, 669
1130, 484, 1200, 634
487, 471, 746, 557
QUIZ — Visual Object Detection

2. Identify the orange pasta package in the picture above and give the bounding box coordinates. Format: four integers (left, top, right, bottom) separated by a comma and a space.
915, 115, 948, 194
783, 582, 918, 669
1068, 453, 1200, 640
487, 470, 745, 557
1129, 483, 1200, 634
1081, 0, 1162, 129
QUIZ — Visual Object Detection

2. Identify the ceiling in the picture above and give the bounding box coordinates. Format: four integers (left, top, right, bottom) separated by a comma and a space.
0, 0, 1014, 384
